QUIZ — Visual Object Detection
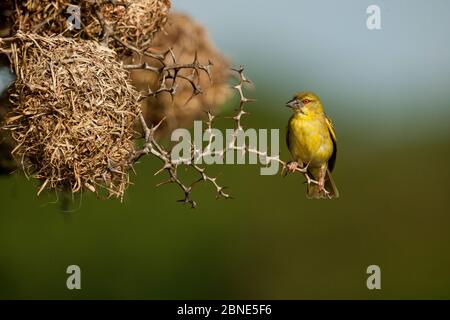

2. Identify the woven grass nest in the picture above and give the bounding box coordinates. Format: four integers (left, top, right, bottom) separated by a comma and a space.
130, 13, 231, 137
0, 32, 141, 198
13, 0, 171, 55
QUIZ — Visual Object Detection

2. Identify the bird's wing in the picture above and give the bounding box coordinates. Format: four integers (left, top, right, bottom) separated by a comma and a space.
286, 124, 291, 151
325, 115, 337, 172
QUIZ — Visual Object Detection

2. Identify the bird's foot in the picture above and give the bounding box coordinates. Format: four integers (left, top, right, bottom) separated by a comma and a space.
316, 172, 326, 192
319, 185, 331, 199
287, 161, 299, 172
318, 178, 325, 191
282, 161, 299, 177
317, 175, 331, 199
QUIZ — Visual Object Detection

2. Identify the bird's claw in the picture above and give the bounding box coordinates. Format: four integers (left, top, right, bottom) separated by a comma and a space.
321, 187, 332, 199
283, 161, 299, 177
318, 179, 325, 191
287, 161, 299, 172
317, 178, 332, 199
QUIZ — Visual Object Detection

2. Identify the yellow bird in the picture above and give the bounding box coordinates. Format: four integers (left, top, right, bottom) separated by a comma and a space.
285, 92, 339, 199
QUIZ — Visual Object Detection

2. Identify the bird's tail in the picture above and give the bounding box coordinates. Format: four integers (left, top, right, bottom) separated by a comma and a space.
307, 169, 339, 199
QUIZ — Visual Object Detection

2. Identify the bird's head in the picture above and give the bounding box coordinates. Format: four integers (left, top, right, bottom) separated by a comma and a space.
286, 91, 323, 114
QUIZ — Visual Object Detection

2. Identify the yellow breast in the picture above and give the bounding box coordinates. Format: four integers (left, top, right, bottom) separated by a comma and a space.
288, 112, 333, 168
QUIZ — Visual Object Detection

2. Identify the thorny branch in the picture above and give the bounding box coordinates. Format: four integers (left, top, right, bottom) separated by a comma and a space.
123, 49, 212, 101
127, 63, 322, 207
120, 38, 220, 207
87, 7, 322, 205
89, 1, 212, 102
195, 67, 322, 195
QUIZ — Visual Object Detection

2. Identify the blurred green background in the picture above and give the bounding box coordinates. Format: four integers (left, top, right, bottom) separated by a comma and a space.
1, 0, 450, 299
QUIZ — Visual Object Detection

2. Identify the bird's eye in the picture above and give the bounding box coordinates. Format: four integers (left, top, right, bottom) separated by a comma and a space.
302, 99, 311, 104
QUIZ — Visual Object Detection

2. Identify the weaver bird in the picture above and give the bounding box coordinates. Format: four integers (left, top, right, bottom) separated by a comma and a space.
285, 92, 339, 199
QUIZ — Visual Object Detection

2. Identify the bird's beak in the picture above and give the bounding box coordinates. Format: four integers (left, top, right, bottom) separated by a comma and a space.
286, 98, 299, 109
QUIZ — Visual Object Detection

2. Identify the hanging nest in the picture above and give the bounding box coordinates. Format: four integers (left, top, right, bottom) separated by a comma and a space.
129, 13, 232, 138
12, 0, 171, 56
84, 0, 171, 55
0, 32, 141, 198
12, 0, 91, 35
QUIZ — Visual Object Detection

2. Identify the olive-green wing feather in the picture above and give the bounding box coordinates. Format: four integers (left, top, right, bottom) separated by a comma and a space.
286, 124, 291, 151
325, 115, 337, 172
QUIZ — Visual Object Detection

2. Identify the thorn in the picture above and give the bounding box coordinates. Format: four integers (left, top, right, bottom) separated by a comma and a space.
156, 179, 172, 187
154, 163, 170, 176
193, 51, 198, 64
152, 116, 166, 132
